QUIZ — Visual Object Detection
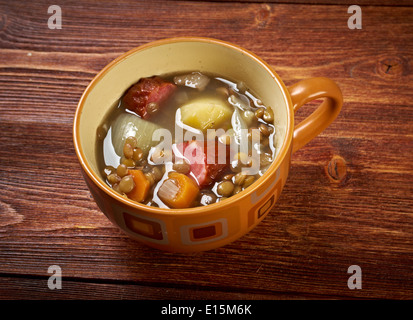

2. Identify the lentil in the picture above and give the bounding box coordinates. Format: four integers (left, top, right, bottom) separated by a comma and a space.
243, 175, 255, 188
116, 164, 128, 178
217, 181, 235, 197
234, 172, 246, 186
123, 143, 134, 159
255, 107, 265, 119
107, 173, 121, 185
132, 147, 144, 162
263, 107, 274, 123
173, 161, 191, 174
125, 136, 138, 149
119, 175, 135, 193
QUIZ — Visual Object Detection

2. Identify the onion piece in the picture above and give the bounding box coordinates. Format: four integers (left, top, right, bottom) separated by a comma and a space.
157, 172, 199, 208
173, 72, 210, 91
111, 112, 162, 156
231, 108, 248, 147
228, 93, 252, 111
157, 179, 180, 205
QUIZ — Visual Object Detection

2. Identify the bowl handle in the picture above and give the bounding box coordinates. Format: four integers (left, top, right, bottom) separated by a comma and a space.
288, 77, 343, 154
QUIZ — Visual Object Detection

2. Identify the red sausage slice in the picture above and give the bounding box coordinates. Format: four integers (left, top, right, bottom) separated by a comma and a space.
123, 76, 176, 119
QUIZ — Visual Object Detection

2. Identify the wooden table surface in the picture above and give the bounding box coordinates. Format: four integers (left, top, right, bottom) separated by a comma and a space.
0, 0, 412, 300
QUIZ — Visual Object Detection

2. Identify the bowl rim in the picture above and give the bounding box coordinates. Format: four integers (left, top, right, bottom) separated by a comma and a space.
73, 36, 294, 216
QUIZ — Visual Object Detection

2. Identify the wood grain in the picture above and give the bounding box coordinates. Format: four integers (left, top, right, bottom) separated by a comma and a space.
204, 0, 413, 5
0, 0, 412, 300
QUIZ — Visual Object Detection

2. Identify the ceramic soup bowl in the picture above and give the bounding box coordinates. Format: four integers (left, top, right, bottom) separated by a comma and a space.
73, 37, 342, 252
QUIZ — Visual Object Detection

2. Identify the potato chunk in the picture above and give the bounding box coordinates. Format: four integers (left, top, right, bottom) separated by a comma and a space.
179, 97, 232, 131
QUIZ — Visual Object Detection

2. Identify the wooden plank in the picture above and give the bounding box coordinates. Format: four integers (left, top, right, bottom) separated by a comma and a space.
0, 276, 324, 299
203, 0, 413, 6
0, 0, 412, 299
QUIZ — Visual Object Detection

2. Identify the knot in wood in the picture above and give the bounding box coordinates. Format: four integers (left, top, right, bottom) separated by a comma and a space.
255, 4, 271, 28
326, 155, 346, 182
376, 56, 407, 78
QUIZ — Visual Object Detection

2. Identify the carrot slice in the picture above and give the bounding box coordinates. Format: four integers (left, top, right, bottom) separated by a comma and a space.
127, 169, 150, 203
158, 172, 199, 209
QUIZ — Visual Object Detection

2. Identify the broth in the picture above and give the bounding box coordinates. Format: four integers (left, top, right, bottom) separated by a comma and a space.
96, 71, 278, 209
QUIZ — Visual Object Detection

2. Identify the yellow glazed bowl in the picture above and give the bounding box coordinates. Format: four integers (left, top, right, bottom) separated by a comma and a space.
73, 37, 342, 252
